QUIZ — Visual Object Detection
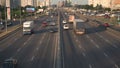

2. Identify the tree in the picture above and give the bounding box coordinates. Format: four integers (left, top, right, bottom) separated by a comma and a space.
42, 6, 48, 10
95, 4, 103, 10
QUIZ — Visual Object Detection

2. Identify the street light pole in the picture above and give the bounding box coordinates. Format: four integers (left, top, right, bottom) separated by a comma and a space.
5, 0, 7, 32
20, 0, 22, 24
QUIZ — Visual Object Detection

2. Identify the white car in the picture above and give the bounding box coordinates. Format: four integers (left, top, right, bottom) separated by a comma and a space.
49, 22, 56, 26
63, 24, 69, 29
62, 20, 67, 24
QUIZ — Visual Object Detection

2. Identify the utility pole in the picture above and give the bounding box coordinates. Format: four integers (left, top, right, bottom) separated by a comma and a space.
5, 0, 7, 32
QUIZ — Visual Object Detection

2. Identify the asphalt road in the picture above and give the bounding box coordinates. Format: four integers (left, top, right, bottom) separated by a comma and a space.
0, 9, 120, 68
0, 15, 59, 68
60, 9, 120, 68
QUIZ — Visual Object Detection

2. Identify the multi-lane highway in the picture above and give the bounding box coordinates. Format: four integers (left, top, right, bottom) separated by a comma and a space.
0, 15, 59, 68
60, 9, 120, 68
0, 8, 120, 68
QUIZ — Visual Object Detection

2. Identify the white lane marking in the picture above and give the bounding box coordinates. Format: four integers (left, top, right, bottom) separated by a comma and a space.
96, 33, 118, 48
115, 64, 119, 68
36, 48, 39, 51
82, 48, 86, 52
103, 52, 108, 57
79, 45, 82, 49
17, 48, 21, 52
23, 36, 33, 46
90, 39, 100, 48
89, 64, 92, 68
31, 56, 35, 61
23, 42, 27, 45
82, 52, 86, 57
76, 39, 78, 42
14, 38, 18, 41
86, 35, 90, 39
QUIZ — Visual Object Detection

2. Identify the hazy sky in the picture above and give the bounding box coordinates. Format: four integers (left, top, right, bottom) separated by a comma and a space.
40, 0, 88, 5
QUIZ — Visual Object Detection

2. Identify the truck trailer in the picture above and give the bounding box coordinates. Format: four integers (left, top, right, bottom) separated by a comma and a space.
23, 21, 34, 35
73, 19, 85, 35
68, 15, 75, 23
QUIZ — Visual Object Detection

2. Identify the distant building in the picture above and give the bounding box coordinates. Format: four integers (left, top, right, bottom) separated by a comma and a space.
88, 0, 120, 9
0, 0, 5, 6
33, 0, 38, 7
21, 0, 33, 7
113, 0, 120, 9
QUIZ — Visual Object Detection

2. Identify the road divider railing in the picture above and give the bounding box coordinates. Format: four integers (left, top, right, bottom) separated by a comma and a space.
0, 24, 22, 41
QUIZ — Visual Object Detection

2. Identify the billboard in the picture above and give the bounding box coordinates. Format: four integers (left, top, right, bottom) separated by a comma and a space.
26, 8, 35, 12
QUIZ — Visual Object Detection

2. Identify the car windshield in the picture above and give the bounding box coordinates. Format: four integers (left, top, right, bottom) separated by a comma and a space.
1, 1, 120, 68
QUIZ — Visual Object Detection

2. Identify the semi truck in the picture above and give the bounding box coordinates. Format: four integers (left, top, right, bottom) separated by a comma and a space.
68, 15, 75, 23
73, 19, 85, 35
23, 21, 34, 35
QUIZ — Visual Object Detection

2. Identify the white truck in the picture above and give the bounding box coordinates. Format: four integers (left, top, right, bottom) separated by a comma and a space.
68, 15, 75, 23
73, 19, 85, 35
23, 21, 34, 35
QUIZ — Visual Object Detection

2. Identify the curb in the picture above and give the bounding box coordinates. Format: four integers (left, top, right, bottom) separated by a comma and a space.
0, 25, 22, 41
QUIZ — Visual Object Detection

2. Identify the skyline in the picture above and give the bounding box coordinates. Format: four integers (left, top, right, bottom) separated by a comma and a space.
39, 0, 88, 5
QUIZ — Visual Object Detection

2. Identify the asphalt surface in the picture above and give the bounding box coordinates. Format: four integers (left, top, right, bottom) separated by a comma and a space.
0, 9, 120, 68
0, 15, 59, 68
60, 9, 120, 68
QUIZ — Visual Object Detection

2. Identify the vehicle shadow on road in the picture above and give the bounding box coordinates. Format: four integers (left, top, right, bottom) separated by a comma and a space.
34, 27, 58, 34
85, 25, 107, 34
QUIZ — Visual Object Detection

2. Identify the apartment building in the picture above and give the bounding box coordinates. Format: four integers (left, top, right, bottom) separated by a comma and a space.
88, 0, 120, 9
21, 0, 33, 7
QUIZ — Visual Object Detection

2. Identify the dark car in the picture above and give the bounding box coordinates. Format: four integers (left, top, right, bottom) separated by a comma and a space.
0, 20, 13, 26
49, 29, 58, 33
103, 23, 110, 27
0, 22, 4, 30
42, 21, 48, 27
2, 59, 17, 68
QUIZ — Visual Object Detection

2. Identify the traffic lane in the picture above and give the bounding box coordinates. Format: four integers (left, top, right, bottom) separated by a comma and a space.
14, 29, 58, 68
0, 16, 47, 51
70, 27, 115, 68
0, 16, 48, 62
62, 29, 89, 68
87, 19, 120, 62
0, 29, 22, 51
75, 11, 120, 68
82, 23, 120, 68
95, 30, 120, 67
